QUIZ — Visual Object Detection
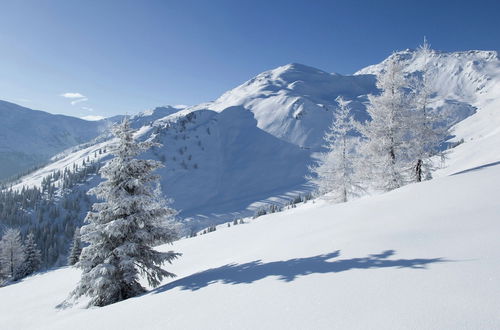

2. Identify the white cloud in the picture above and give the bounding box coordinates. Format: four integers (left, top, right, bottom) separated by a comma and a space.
81, 115, 104, 121
71, 97, 88, 105
61, 92, 85, 99
61, 92, 89, 107
81, 106, 94, 112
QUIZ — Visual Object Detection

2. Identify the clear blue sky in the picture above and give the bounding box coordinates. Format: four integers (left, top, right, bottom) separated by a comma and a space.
0, 0, 499, 119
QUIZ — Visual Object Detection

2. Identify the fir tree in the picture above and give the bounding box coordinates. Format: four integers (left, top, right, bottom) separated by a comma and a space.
18, 232, 42, 277
71, 119, 181, 307
67, 227, 82, 266
0, 228, 25, 280
308, 96, 361, 202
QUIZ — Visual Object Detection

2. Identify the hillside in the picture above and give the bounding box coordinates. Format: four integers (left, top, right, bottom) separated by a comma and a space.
0, 101, 110, 180
1, 154, 499, 329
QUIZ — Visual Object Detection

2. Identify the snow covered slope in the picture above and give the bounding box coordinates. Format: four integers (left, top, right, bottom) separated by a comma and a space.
0, 100, 110, 180
2, 157, 499, 329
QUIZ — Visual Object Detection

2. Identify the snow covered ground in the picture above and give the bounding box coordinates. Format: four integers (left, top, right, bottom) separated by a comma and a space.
2, 157, 499, 329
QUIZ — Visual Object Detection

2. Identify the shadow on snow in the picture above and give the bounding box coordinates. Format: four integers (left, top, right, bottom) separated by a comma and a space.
451, 160, 500, 176
152, 250, 447, 293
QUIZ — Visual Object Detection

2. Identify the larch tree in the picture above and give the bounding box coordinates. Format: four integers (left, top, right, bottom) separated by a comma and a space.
0, 228, 25, 280
359, 55, 412, 191
67, 227, 82, 266
308, 96, 361, 202
409, 38, 447, 182
71, 119, 181, 307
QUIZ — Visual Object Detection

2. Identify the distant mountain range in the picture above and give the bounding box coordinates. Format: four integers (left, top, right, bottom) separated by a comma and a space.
0, 101, 111, 180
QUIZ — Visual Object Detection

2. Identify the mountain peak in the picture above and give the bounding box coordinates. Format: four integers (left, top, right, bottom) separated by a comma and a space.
266, 63, 332, 80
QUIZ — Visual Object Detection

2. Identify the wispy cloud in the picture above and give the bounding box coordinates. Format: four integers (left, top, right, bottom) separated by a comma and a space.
81, 115, 104, 121
81, 106, 94, 112
61, 92, 85, 99
61, 92, 89, 107
71, 97, 88, 105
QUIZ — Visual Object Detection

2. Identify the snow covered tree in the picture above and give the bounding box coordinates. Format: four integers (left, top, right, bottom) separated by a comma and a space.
71, 119, 181, 307
308, 96, 361, 202
359, 55, 412, 191
67, 227, 82, 266
0, 228, 25, 280
408, 39, 447, 182
17, 232, 42, 278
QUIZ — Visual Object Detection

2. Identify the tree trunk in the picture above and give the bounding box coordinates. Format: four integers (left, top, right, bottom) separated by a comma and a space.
415, 159, 423, 182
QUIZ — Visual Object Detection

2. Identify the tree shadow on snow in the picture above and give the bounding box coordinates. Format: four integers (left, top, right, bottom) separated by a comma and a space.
451, 160, 500, 176
152, 250, 447, 293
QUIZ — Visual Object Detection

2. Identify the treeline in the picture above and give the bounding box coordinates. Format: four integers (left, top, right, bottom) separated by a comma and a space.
0, 156, 103, 271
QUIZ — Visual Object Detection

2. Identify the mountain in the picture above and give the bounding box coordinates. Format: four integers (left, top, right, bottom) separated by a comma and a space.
191, 63, 376, 149
3, 49, 500, 267
2, 150, 499, 329
129, 105, 185, 128
0, 101, 111, 181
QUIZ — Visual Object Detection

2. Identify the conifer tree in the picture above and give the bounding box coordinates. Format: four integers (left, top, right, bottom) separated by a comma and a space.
408, 39, 447, 182
359, 55, 412, 191
71, 119, 181, 307
308, 96, 361, 201
0, 228, 25, 280
18, 232, 42, 277
67, 227, 82, 266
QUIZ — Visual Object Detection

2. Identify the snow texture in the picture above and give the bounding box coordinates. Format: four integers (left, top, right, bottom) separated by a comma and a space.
1, 158, 499, 329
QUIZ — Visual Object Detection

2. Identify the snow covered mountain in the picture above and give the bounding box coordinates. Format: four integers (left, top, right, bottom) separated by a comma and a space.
0, 100, 111, 181
15, 50, 500, 211
5, 48, 500, 237
2, 48, 500, 328
191, 63, 376, 149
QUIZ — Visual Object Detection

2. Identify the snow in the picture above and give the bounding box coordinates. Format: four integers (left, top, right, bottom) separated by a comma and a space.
2, 49, 500, 328
1, 159, 499, 329
80, 115, 105, 121
10, 140, 112, 191
190, 63, 376, 149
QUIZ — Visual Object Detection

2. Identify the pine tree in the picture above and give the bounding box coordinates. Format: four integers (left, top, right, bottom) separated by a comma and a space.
408, 38, 447, 182
67, 227, 82, 266
18, 232, 42, 277
0, 228, 25, 280
359, 55, 412, 191
71, 119, 181, 307
308, 96, 361, 202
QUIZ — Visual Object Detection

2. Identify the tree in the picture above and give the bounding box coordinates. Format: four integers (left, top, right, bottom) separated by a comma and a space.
18, 232, 42, 277
308, 96, 361, 202
71, 119, 181, 307
408, 38, 447, 182
67, 227, 82, 266
359, 55, 412, 191
0, 228, 25, 280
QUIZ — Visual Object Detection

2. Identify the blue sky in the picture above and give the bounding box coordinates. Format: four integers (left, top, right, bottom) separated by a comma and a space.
0, 0, 499, 119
